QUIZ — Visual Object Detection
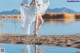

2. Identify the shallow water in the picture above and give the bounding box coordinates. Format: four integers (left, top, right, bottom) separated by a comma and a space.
0, 18, 80, 35
0, 43, 78, 53
0, 18, 80, 53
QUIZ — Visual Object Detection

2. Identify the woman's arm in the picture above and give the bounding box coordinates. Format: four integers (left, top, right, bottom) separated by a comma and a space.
30, 0, 35, 6
21, 3, 30, 7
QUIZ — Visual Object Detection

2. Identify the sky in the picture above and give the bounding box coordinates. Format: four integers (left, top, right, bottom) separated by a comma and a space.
0, 0, 80, 12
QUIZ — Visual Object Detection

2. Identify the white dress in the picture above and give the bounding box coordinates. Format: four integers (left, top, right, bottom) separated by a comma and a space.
35, 0, 50, 15
21, 0, 50, 35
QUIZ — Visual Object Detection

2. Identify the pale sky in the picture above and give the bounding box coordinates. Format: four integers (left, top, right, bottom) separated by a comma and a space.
0, 0, 80, 12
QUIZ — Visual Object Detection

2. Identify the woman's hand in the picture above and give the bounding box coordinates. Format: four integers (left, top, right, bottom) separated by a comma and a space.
21, 3, 24, 6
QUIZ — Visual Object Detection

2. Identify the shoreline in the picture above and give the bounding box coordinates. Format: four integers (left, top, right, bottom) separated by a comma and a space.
0, 34, 80, 48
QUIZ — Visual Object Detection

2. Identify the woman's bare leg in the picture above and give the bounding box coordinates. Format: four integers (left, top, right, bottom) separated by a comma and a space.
34, 15, 39, 36
34, 45, 38, 53
34, 45, 41, 53
34, 15, 44, 36
37, 15, 44, 30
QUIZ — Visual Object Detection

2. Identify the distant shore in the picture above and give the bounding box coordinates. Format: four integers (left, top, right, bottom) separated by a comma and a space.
0, 13, 80, 23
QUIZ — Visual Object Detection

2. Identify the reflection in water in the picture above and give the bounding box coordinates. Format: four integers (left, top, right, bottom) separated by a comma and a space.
76, 49, 80, 53
11, 19, 19, 31
21, 45, 48, 53
21, 46, 29, 53
0, 43, 78, 53
34, 45, 42, 53
34, 45, 48, 53
34, 45, 38, 53
0, 18, 5, 33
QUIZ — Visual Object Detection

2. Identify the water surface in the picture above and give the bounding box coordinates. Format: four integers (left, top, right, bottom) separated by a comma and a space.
0, 18, 80, 53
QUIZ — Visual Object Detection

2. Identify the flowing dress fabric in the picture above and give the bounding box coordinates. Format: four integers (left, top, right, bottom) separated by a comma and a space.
35, 0, 50, 15
21, 4, 37, 34
21, 1, 32, 53
41, 1, 50, 14
21, 0, 50, 34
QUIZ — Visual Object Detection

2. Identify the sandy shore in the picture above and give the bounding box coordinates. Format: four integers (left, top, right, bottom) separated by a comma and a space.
0, 34, 80, 48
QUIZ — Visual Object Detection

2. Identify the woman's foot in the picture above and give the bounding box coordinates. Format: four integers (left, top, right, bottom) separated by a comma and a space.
26, 34, 29, 36
33, 31, 38, 36
34, 33, 38, 36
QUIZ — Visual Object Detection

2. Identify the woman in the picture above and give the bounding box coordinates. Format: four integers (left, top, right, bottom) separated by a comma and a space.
21, 0, 49, 36
21, 0, 49, 53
